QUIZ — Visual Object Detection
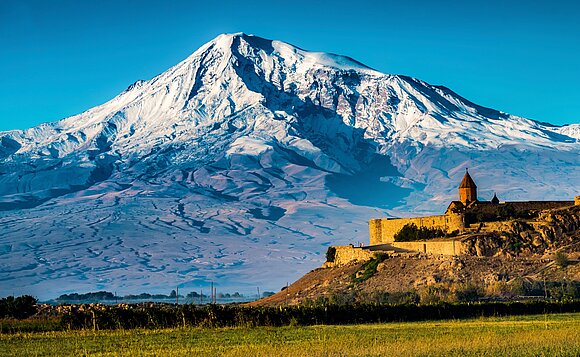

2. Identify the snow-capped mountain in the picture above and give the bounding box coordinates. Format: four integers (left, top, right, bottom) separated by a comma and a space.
1, 33, 578, 299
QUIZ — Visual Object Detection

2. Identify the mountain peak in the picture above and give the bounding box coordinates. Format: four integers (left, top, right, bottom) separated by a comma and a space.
193, 32, 380, 75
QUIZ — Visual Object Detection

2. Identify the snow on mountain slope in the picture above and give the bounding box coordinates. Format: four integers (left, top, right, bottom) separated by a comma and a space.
0, 33, 578, 299
555, 123, 580, 140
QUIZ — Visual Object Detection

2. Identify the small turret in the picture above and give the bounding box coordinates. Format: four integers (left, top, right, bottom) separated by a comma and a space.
458, 168, 477, 205
491, 193, 499, 205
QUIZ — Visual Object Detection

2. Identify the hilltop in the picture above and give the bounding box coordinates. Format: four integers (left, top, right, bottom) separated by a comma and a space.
253, 204, 580, 306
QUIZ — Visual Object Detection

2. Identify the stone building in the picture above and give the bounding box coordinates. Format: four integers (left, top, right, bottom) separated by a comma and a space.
324, 170, 578, 266
369, 170, 574, 246
458, 169, 477, 205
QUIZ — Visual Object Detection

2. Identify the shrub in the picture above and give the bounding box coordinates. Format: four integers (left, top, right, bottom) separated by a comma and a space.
0, 295, 38, 319
394, 223, 446, 242
419, 285, 448, 304
545, 281, 579, 301
351, 253, 388, 284
508, 277, 528, 296
366, 291, 420, 305
327, 291, 357, 306
554, 252, 570, 268
453, 283, 483, 302
446, 230, 460, 238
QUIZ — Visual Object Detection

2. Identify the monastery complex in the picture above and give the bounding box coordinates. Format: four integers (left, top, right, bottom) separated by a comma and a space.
325, 170, 580, 267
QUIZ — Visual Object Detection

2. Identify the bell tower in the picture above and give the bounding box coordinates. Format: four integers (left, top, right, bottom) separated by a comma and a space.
458, 168, 477, 205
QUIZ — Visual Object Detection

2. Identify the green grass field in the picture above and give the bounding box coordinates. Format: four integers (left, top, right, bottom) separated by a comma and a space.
2, 313, 580, 356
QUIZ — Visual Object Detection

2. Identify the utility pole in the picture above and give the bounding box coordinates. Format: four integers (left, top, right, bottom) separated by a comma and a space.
257, 287, 260, 299
543, 274, 548, 299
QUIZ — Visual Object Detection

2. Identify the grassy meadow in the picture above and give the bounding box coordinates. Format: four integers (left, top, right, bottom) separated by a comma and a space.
2, 313, 580, 356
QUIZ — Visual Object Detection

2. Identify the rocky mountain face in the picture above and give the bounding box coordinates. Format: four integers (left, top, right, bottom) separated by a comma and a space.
463, 206, 580, 257
0, 33, 579, 298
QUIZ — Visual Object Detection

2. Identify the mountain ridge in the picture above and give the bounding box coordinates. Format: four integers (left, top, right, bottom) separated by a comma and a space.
0, 33, 578, 299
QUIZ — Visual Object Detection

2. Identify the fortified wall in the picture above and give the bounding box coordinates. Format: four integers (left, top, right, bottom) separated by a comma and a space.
465, 201, 574, 216
369, 214, 464, 245
392, 239, 468, 256
323, 245, 375, 268
326, 239, 470, 267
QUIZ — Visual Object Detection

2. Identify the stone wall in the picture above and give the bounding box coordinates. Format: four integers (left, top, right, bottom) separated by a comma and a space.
465, 201, 574, 217
369, 214, 464, 245
324, 239, 470, 267
392, 240, 468, 256
323, 245, 375, 267
497, 201, 573, 212
575, 196, 580, 206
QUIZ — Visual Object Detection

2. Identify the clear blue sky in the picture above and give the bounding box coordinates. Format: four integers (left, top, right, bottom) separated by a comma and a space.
1, 0, 579, 131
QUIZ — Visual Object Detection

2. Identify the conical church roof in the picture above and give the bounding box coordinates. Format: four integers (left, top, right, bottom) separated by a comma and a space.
459, 169, 477, 189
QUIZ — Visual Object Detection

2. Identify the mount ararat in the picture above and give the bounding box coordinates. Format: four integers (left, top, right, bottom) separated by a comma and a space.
1, 33, 578, 298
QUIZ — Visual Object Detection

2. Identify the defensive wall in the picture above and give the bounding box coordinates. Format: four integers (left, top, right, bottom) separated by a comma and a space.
369, 214, 464, 245
326, 239, 469, 267
323, 245, 375, 268
391, 240, 468, 256
466, 201, 574, 216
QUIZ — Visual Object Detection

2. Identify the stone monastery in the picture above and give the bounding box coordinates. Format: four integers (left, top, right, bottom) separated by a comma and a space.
325, 170, 580, 267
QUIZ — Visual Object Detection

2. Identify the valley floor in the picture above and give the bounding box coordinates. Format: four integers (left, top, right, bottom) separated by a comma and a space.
2, 313, 579, 356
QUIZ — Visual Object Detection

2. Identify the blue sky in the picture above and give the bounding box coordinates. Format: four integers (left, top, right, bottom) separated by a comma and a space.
0, 0, 579, 131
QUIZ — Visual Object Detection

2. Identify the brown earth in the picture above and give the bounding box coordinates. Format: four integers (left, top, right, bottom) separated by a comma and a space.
251, 253, 580, 306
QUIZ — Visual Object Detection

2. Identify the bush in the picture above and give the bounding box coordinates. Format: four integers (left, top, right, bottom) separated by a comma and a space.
352, 253, 388, 284
365, 291, 420, 305
419, 285, 448, 304
546, 281, 579, 301
446, 230, 460, 238
0, 295, 38, 319
394, 223, 446, 242
554, 252, 570, 268
454, 283, 483, 302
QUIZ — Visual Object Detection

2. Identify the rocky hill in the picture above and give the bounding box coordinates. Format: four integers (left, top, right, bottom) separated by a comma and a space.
253, 206, 580, 306
461, 205, 580, 256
